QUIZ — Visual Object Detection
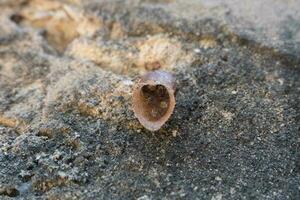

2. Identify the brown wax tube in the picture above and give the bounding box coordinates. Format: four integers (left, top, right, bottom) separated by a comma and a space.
132, 70, 176, 131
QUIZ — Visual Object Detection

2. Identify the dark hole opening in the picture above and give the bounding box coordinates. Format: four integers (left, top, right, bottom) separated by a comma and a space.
10, 14, 24, 24
140, 84, 170, 121
0, 187, 20, 197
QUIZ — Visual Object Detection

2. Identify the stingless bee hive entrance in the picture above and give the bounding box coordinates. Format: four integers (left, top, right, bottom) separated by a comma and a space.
140, 84, 170, 121
132, 70, 176, 131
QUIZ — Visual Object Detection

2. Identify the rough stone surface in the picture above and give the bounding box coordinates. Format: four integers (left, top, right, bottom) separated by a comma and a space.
0, 0, 299, 199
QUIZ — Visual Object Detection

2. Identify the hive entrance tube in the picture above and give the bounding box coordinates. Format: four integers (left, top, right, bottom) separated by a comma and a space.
140, 84, 170, 121
132, 70, 176, 131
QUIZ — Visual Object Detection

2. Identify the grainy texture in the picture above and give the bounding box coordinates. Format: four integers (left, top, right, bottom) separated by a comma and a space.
0, 0, 299, 199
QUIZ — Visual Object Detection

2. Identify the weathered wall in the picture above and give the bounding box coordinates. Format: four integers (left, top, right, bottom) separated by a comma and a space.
0, 0, 299, 199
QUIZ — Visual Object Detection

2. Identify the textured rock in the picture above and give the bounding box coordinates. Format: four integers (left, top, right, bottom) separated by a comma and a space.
0, 0, 299, 199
